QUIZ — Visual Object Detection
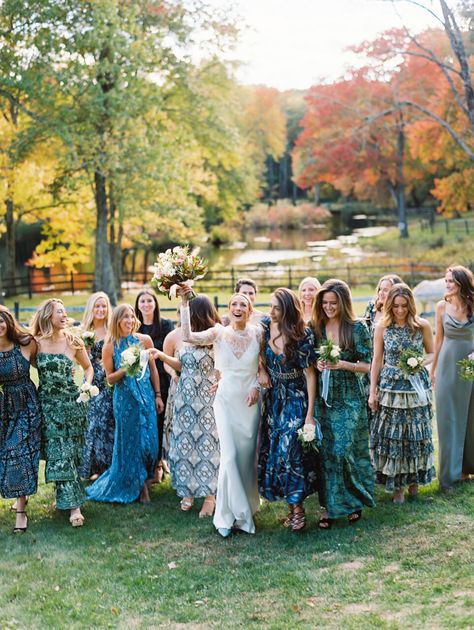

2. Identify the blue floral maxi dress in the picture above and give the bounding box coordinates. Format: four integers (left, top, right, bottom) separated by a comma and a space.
86, 335, 158, 503
370, 324, 435, 491
0, 345, 41, 499
315, 321, 375, 519
37, 353, 87, 509
258, 318, 319, 504
169, 345, 219, 498
79, 340, 115, 478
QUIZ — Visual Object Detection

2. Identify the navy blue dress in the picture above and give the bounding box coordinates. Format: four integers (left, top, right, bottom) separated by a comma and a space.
258, 317, 319, 504
79, 339, 115, 478
86, 335, 158, 503
0, 344, 41, 498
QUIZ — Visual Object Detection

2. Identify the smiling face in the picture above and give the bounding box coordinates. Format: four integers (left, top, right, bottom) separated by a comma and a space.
51, 302, 68, 330
93, 297, 109, 321
392, 296, 409, 323
444, 270, 460, 298
238, 283, 257, 305
321, 291, 340, 320
300, 282, 317, 306
137, 292, 156, 317
377, 279, 393, 306
118, 308, 136, 336
228, 295, 251, 325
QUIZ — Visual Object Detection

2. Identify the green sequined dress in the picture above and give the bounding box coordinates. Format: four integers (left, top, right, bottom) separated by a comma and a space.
37, 353, 87, 509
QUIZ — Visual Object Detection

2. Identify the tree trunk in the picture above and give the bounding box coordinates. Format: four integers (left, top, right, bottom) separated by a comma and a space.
4, 197, 16, 287
313, 183, 321, 206
395, 112, 408, 238
93, 170, 117, 305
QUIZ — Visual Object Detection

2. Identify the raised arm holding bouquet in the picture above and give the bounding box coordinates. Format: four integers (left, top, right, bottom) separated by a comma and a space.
151, 246, 207, 301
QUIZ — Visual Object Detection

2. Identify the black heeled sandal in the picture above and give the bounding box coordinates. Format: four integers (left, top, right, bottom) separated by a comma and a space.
348, 510, 362, 524
318, 516, 332, 530
13, 511, 28, 534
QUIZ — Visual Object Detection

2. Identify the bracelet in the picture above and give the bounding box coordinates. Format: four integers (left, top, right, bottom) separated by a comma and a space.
155, 392, 162, 397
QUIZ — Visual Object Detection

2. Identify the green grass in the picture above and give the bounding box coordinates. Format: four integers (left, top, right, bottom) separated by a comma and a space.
1, 469, 473, 629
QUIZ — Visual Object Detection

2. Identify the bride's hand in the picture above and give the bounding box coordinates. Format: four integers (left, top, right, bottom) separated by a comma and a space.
148, 348, 162, 361
246, 388, 260, 407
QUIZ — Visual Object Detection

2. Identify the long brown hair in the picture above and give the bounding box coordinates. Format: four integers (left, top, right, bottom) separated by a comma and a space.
381, 283, 420, 332
445, 265, 474, 318
374, 274, 403, 311
30, 298, 83, 350
0, 306, 33, 346
272, 287, 306, 363
311, 279, 357, 349
189, 295, 221, 332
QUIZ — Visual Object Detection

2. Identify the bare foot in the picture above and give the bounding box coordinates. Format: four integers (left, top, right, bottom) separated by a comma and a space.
69, 507, 85, 527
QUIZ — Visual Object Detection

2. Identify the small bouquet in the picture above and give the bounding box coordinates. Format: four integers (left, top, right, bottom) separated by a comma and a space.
120, 345, 143, 378
81, 330, 96, 350
297, 422, 322, 453
458, 355, 474, 381
398, 348, 424, 375
76, 382, 100, 403
151, 245, 207, 300
318, 338, 341, 364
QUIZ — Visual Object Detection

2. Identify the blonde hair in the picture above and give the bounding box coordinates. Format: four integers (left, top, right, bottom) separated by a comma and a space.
30, 298, 83, 350
106, 304, 140, 345
228, 293, 253, 311
299, 276, 321, 293
380, 283, 420, 332
81, 292, 112, 332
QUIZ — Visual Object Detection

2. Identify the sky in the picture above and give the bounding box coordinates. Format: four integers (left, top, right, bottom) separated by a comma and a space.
208, 0, 441, 90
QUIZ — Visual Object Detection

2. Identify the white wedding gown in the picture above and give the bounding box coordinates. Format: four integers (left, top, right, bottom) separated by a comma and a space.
181, 305, 261, 533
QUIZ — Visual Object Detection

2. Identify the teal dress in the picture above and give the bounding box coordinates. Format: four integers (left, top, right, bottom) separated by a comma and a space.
315, 320, 375, 519
370, 324, 435, 491
86, 335, 158, 503
37, 353, 87, 509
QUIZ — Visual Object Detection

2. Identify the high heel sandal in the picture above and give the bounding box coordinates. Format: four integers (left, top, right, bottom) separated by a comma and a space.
348, 510, 362, 524
13, 510, 28, 534
291, 504, 306, 531
69, 513, 85, 527
283, 505, 294, 528
199, 496, 215, 518
10, 497, 28, 513
180, 497, 194, 512
318, 516, 332, 530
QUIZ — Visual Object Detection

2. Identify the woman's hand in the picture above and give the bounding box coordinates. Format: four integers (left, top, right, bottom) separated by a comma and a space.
155, 396, 165, 414
304, 414, 316, 426
148, 348, 162, 361
257, 367, 271, 389
368, 391, 378, 411
246, 388, 260, 407
430, 369, 436, 388
317, 359, 340, 371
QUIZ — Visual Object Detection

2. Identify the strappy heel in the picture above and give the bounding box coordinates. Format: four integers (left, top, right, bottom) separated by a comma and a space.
13, 511, 28, 534
291, 504, 306, 531
283, 504, 294, 528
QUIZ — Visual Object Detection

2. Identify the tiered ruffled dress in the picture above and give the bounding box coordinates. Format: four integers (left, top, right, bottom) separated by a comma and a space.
37, 353, 87, 509
370, 324, 435, 491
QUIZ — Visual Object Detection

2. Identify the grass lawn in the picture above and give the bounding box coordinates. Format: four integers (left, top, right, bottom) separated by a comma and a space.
1, 462, 473, 629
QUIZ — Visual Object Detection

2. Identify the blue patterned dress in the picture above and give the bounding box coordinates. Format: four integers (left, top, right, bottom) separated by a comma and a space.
315, 320, 375, 519
79, 339, 115, 478
0, 344, 41, 498
258, 317, 319, 504
370, 324, 435, 490
86, 335, 158, 503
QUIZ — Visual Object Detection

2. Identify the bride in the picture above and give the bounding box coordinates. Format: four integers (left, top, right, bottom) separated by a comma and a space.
173, 289, 261, 537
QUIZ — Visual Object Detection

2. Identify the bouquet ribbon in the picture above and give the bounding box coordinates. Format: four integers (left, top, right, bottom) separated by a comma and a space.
137, 350, 149, 382
408, 374, 428, 405
169, 279, 194, 299
321, 369, 331, 407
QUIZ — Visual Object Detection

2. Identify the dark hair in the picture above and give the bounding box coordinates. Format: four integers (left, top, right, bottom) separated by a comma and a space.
235, 278, 258, 293
189, 295, 221, 332
135, 289, 161, 339
312, 279, 357, 350
0, 306, 34, 346
446, 266, 474, 318
272, 287, 306, 363
374, 274, 404, 311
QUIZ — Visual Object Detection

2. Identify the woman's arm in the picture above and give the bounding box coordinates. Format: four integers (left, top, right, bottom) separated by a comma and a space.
368, 324, 385, 411
304, 365, 316, 425
430, 301, 445, 386
149, 347, 181, 372
180, 301, 218, 346
139, 334, 164, 414
74, 345, 94, 385
162, 330, 180, 379
102, 341, 126, 385
419, 318, 434, 365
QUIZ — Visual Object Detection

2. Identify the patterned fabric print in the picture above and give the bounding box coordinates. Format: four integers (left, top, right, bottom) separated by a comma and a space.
316, 320, 375, 519
79, 340, 115, 478
258, 317, 320, 504
163, 372, 178, 459
37, 353, 87, 509
86, 335, 158, 503
169, 345, 219, 498
363, 300, 377, 334
370, 324, 435, 491
0, 345, 41, 498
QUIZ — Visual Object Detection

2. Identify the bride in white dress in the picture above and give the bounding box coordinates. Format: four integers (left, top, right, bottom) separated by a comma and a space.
179, 290, 261, 537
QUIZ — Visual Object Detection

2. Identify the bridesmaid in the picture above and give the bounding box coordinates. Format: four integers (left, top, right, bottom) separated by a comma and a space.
135, 289, 174, 482
31, 299, 93, 527
430, 266, 474, 490
299, 277, 321, 324
364, 274, 403, 334
0, 306, 41, 533
312, 279, 375, 528
258, 288, 318, 531
149, 295, 220, 518
369, 284, 435, 503
79, 292, 114, 481
86, 304, 163, 504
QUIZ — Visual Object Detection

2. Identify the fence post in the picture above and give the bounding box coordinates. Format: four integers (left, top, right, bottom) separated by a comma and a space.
346, 265, 352, 287
410, 262, 416, 286
14, 301, 20, 321
288, 266, 292, 289
214, 295, 219, 310
465, 220, 469, 234
70, 272, 75, 295
27, 268, 32, 299
445, 220, 449, 234
230, 267, 235, 291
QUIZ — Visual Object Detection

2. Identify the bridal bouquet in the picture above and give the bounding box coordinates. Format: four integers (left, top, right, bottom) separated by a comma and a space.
81, 330, 96, 350
151, 246, 207, 300
318, 338, 341, 364
297, 422, 322, 453
120, 345, 143, 378
458, 355, 474, 381
398, 348, 424, 375
76, 382, 100, 403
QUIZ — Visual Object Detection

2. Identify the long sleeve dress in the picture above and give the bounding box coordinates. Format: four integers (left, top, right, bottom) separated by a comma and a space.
315, 320, 375, 519
86, 335, 158, 503
258, 317, 319, 504
181, 304, 261, 534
